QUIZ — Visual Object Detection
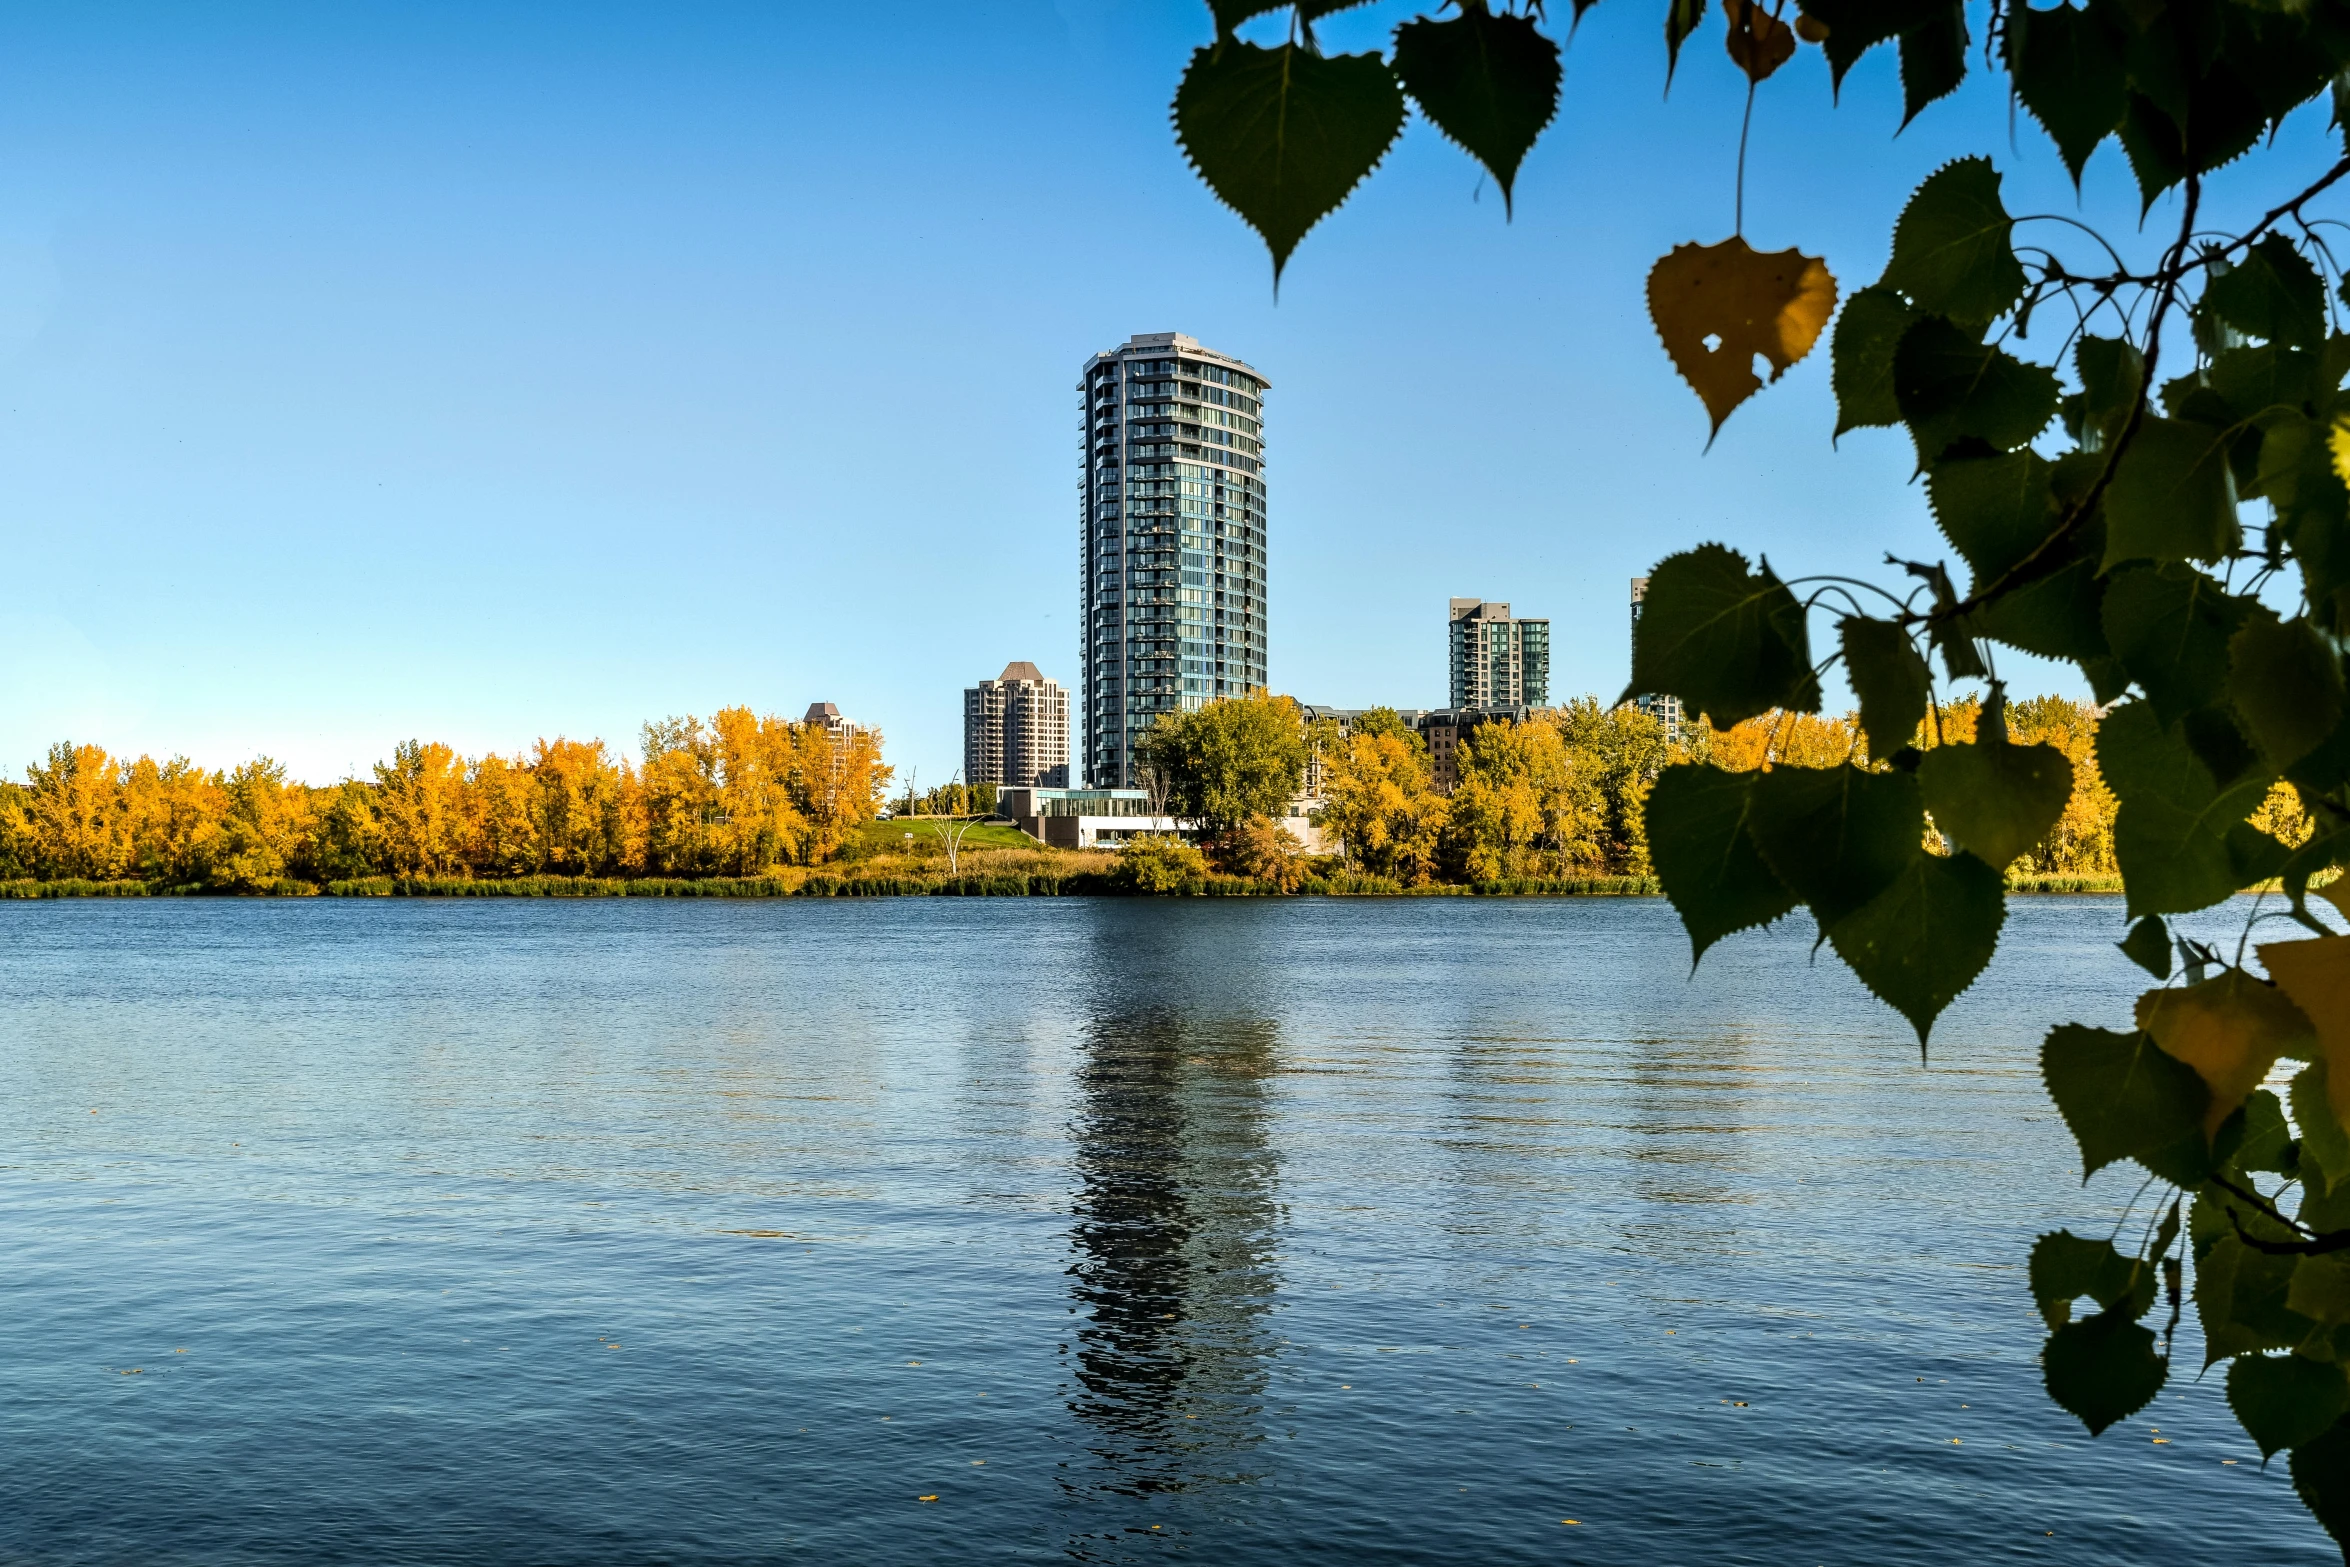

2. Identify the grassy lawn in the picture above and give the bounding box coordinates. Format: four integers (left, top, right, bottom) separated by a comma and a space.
859, 817, 1039, 853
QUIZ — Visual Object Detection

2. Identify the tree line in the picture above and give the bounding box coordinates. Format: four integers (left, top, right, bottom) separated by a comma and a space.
0, 707, 890, 890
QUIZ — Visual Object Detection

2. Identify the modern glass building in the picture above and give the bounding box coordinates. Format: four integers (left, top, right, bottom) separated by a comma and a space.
1079, 332, 1269, 788
1628, 576, 1687, 743
1446, 599, 1550, 710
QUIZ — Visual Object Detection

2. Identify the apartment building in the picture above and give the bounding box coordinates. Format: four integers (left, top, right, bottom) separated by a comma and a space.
964, 662, 1072, 789
1447, 599, 1550, 710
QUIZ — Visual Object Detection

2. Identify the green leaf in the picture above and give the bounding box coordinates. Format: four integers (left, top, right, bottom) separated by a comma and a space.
2119, 94, 2186, 214
2043, 1307, 2166, 1436
2206, 345, 2318, 426
1897, 4, 1967, 128
2101, 565, 2257, 727
1665, 0, 1706, 86
2030, 1230, 2154, 1331
2291, 1416, 2350, 1555
2238, 1088, 2296, 1177
2075, 334, 2145, 441
2040, 1022, 2209, 1181
2293, 1256, 2350, 1327
1917, 739, 2074, 868
2230, 614, 2348, 771
1927, 449, 2054, 582
2006, 1, 2127, 185
1625, 544, 1821, 727
2097, 700, 2278, 918
1390, 7, 1561, 219
2206, 235, 2327, 351
1880, 157, 2026, 328
1643, 763, 1800, 964
1824, 848, 2005, 1042
1746, 764, 1922, 926
1831, 286, 1921, 436
1893, 317, 2060, 458
1840, 617, 1929, 756
2231, 1355, 2350, 1460
1970, 547, 2111, 665
2119, 915, 2173, 980
1174, 41, 1407, 286
1795, 0, 1945, 96
2297, 1061, 2350, 1199
2102, 416, 2241, 568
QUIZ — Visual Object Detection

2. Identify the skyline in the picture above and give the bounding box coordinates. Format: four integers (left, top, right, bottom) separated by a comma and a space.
2, 2, 2330, 787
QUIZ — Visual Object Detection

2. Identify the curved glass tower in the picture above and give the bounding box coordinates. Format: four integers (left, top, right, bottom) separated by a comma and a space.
1078, 332, 1269, 788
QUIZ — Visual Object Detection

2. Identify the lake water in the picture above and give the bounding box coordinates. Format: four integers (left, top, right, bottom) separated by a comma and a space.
0, 896, 2327, 1564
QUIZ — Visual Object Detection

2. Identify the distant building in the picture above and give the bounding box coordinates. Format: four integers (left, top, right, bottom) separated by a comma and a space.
1080, 331, 1270, 787
1292, 701, 1523, 796
965, 662, 1072, 789
803, 702, 863, 740
1447, 600, 1549, 710
998, 786, 1187, 849
1627, 577, 1686, 744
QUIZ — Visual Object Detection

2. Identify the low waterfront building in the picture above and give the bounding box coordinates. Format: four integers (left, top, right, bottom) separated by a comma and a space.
999, 786, 1189, 849
965, 662, 1072, 789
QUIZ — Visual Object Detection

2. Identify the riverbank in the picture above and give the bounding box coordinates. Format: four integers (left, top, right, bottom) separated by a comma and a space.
0, 870, 2127, 898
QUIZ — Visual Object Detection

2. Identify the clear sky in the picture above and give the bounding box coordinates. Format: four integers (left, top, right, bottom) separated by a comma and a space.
1, 2, 2337, 787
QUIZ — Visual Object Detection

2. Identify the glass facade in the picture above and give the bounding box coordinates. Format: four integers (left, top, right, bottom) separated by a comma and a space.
1446, 600, 1550, 710
1078, 333, 1269, 788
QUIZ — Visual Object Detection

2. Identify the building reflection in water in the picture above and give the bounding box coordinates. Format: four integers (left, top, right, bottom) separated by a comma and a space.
1058, 923, 1285, 1512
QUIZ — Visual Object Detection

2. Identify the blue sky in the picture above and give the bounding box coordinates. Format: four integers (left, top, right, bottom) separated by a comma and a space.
1, 2, 2338, 786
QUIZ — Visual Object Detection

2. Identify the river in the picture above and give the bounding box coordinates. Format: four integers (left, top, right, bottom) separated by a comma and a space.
0, 896, 2323, 1563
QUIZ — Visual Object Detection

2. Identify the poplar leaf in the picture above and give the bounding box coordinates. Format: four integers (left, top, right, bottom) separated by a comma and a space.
1174, 41, 1407, 286
1839, 617, 1928, 755
2293, 1417, 2350, 1548
2102, 417, 2242, 568
1665, 0, 1708, 85
2030, 1231, 2154, 1330
2041, 1023, 2210, 1182
2230, 616, 2348, 770
1648, 238, 1838, 439
2005, 1, 2127, 185
2119, 915, 2172, 980
2206, 235, 2327, 351
2137, 972, 2317, 1139
1644, 763, 1799, 964
2044, 1307, 2166, 1436
1747, 764, 1922, 926
1795, 0, 1944, 95
1917, 739, 2073, 869
2102, 566, 2256, 728
1896, 4, 1966, 129
2296, 1060, 2350, 1199
1723, 0, 1794, 83
2263, 937, 2350, 1130
1825, 847, 2005, 1041
1625, 544, 1820, 726
2075, 335, 2146, 440
1893, 319, 2060, 458
1881, 157, 2025, 328
1927, 449, 2055, 584
1391, 7, 1561, 218
2231, 1355, 2350, 1460
2097, 701, 2278, 917
1831, 285, 1921, 436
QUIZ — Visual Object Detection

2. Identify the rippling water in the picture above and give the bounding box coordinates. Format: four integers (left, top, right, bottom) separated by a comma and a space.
0, 897, 2326, 1563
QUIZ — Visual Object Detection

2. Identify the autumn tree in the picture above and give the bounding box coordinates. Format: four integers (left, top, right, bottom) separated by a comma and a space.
1314, 723, 1450, 881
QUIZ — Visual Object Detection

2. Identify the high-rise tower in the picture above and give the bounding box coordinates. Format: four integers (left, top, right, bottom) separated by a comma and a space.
1078, 332, 1269, 787
1446, 599, 1550, 710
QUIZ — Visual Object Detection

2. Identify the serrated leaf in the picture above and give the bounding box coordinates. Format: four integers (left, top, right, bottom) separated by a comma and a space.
2006, 1, 2127, 185
2207, 345, 2318, 427
1927, 449, 2055, 582
2044, 1307, 2166, 1436
2239, 1088, 2295, 1176
2201, 1230, 2320, 1363
2076, 334, 2145, 441
1840, 617, 1929, 755
1665, 0, 1708, 85
1794, 0, 1944, 95
1881, 157, 2026, 328
1893, 317, 2061, 458
1971, 547, 2111, 664
2138, 971, 2316, 1140
2031, 1230, 2155, 1331
2297, 1060, 2350, 1199
1649, 238, 1838, 439
1917, 738, 2074, 868
1831, 285, 1921, 436
1644, 763, 1800, 964
2120, 915, 2173, 980
1174, 41, 1407, 286
1897, 3, 1967, 128
2230, 615, 2348, 770
2265, 937, 2350, 1142
1747, 764, 1922, 926
1390, 7, 1561, 218
1626, 544, 1821, 726
2292, 1416, 2350, 1552
2098, 700, 2278, 918
2041, 1023, 2209, 1181
2232, 1355, 2350, 1460
2206, 235, 2327, 351
2103, 416, 2241, 568
1824, 847, 2005, 1041
2102, 565, 2257, 727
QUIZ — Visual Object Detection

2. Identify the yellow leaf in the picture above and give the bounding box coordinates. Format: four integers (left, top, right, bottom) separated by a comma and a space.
2137, 971, 2316, 1137
2332, 415, 2350, 495
1724, 0, 1795, 82
2261, 935, 2350, 1122
1648, 238, 1837, 441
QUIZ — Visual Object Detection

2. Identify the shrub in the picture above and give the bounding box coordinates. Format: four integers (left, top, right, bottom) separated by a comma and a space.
1111, 835, 1209, 893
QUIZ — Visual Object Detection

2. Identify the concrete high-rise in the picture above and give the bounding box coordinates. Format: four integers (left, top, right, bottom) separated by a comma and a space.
964, 662, 1071, 789
1628, 577, 1686, 743
1078, 332, 1269, 787
1447, 599, 1550, 710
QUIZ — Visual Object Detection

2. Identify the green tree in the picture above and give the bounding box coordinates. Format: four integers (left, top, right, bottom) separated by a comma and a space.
1169, 0, 2350, 1544
1135, 690, 1309, 843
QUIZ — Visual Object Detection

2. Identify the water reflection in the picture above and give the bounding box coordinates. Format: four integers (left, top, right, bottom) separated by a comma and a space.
1060, 984, 1284, 1508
